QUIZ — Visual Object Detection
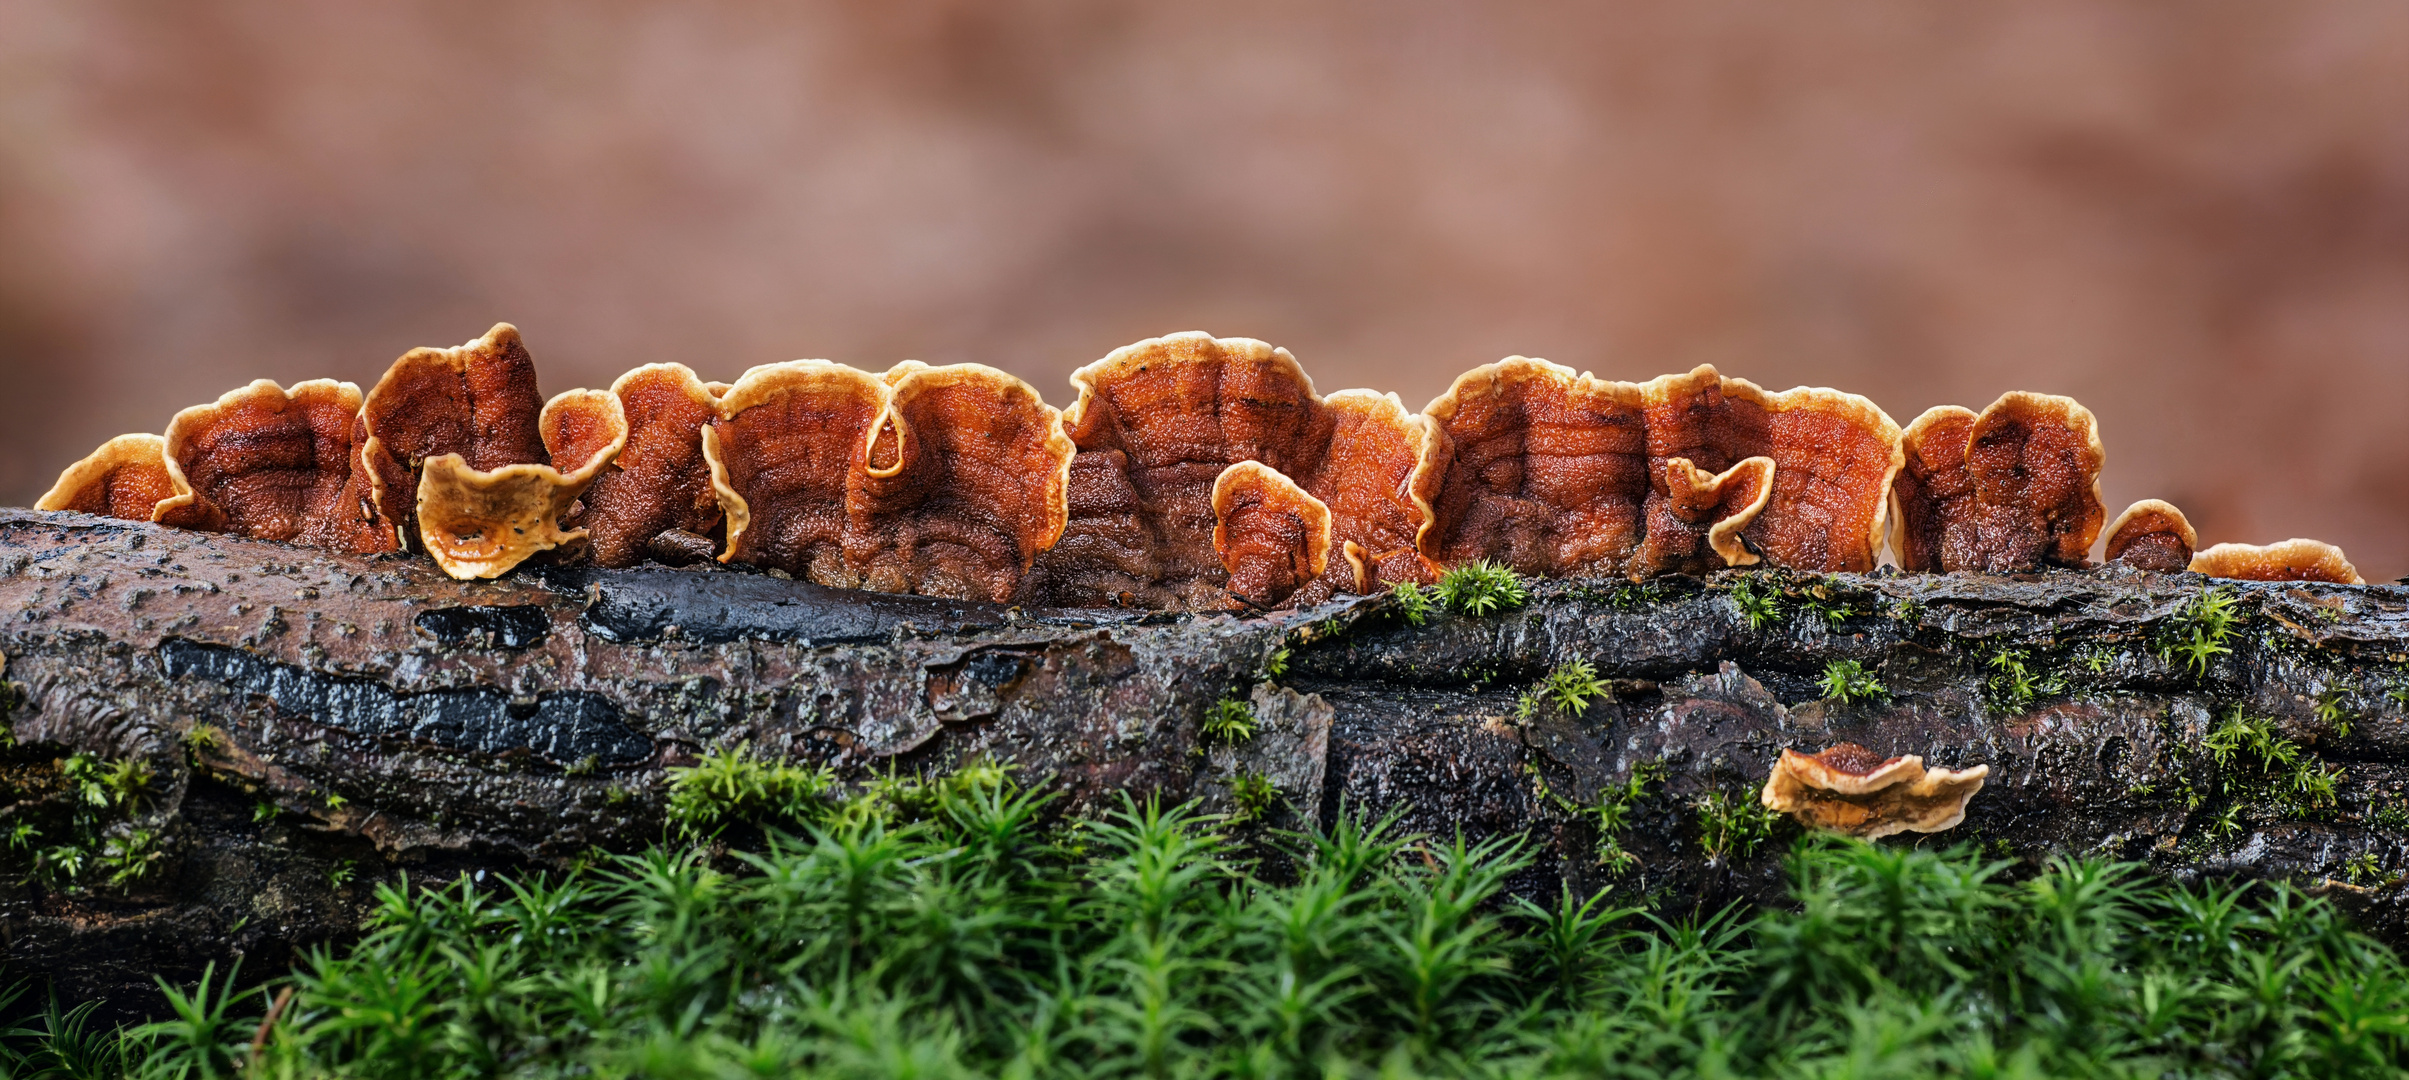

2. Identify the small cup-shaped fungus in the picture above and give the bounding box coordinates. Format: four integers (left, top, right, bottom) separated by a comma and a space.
37, 434, 180, 522
415, 389, 628, 579
1305, 390, 1441, 595
2103, 499, 2197, 573
1641, 366, 1901, 573
1418, 358, 1649, 578
575, 364, 726, 567
1630, 455, 1776, 577
1212, 460, 1333, 609
703, 360, 891, 586
1032, 332, 1333, 609
151, 378, 394, 551
1892, 393, 2105, 573
358, 324, 553, 550
2190, 539, 2362, 584
1760, 743, 1990, 839
847, 361, 1075, 602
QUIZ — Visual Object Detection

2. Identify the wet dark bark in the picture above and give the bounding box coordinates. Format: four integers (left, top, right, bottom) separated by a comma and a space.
1, 507, 2406, 1010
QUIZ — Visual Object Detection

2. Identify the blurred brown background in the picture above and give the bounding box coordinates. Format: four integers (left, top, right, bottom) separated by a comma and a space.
1, 1, 2402, 577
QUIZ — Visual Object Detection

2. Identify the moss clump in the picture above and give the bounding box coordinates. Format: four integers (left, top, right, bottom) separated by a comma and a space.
663, 742, 837, 839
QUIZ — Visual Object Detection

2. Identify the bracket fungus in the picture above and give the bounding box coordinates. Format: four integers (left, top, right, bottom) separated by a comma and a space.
1309, 390, 1440, 594
1894, 393, 2105, 573
1642, 366, 1900, 573
1760, 743, 1989, 839
2190, 539, 2362, 584
1031, 332, 1332, 609
150, 378, 393, 551
357, 324, 552, 554
37, 434, 179, 521
574, 364, 725, 568
704, 361, 891, 586
1212, 460, 1332, 609
2103, 499, 2197, 573
415, 389, 627, 579
1419, 358, 1648, 578
848, 361, 1073, 602
1632, 455, 1776, 578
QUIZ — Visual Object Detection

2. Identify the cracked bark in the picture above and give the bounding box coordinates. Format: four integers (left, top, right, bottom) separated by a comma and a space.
0, 507, 2405, 1009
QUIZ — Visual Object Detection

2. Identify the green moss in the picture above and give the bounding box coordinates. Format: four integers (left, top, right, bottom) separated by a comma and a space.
1434, 560, 1529, 616
1729, 574, 1781, 631
1817, 660, 1887, 704
1228, 771, 1280, 823
1201, 697, 1257, 745
1545, 658, 1606, 716
1694, 789, 1782, 860
2156, 586, 2242, 677
663, 742, 837, 840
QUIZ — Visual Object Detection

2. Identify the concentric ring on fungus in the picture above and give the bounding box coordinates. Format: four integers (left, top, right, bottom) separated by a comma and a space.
153, 378, 392, 552
37, 434, 180, 523
2103, 499, 2196, 573
1894, 393, 2105, 573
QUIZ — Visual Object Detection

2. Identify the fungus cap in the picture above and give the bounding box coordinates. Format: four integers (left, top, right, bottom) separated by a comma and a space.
1633, 455, 1775, 576
358, 323, 550, 546
703, 360, 891, 586
1641, 366, 1901, 573
847, 361, 1074, 602
151, 378, 388, 549
2103, 499, 2196, 573
1309, 389, 1440, 594
577, 363, 724, 568
1419, 357, 1648, 578
37, 434, 179, 522
1893, 394, 2104, 573
415, 388, 628, 579
1211, 460, 1332, 609
1760, 743, 1989, 839
2190, 539, 2362, 584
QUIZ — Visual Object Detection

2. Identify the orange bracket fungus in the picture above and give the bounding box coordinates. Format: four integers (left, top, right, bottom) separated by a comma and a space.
415, 389, 627, 579
357, 324, 553, 553
1418, 358, 1648, 579
1760, 743, 1989, 839
1631, 455, 1776, 578
574, 364, 725, 568
2103, 499, 2197, 573
37, 434, 180, 522
1642, 366, 1900, 573
848, 361, 1074, 602
703, 361, 890, 586
2190, 539, 2362, 584
1308, 390, 1440, 595
150, 378, 394, 551
1211, 460, 1333, 609
1894, 393, 2105, 573
1031, 332, 1332, 609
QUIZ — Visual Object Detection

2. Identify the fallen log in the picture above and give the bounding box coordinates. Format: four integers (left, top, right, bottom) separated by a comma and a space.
0, 507, 2405, 1009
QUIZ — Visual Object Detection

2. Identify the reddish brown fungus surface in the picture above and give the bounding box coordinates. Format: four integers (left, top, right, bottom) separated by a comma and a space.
152, 379, 391, 551
1212, 460, 1331, 609
2103, 499, 2195, 573
1420, 358, 1647, 578
2191, 539, 2362, 584
1632, 455, 1774, 577
416, 389, 627, 579
705, 361, 887, 586
848, 362, 1072, 602
576, 364, 724, 568
358, 324, 549, 547
1643, 366, 1899, 573
1897, 394, 2104, 573
1034, 332, 1330, 609
36, 434, 180, 522
1761, 743, 1989, 839
1302, 390, 1437, 594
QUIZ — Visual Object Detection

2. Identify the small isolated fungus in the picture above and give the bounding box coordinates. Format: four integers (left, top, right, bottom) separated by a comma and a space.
1418, 358, 1648, 578
1642, 366, 1901, 573
575, 363, 725, 568
151, 378, 393, 550
415, 388, 627, 579
37, 434, 179, 521
1031, 332, 1331, 609
1212, 460, 1332, 609
704, 360, 890, 586
848, 361, 1074, 602
1760, 743, 1989, 839
1306, 390, 1440, 594
358, 324, 551, 550
2190, 539, 2362, 584
1893, 393, 2104, 573
1631, 455, 1775, 577
2103, 499, 2197, 573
